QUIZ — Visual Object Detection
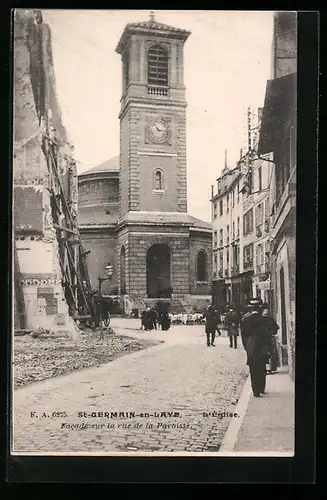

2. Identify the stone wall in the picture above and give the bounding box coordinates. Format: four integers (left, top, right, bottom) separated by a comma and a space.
126, 229, 190, 297
119, 102, 188, 216
138, 154, 179, 212
79, 230, 118, 294
79, 177, 119, 207
189, 232, 212, 295
13, 10, 79, 339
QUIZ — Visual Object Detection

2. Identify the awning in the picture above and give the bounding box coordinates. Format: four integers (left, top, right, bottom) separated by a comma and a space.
258, 72, 296, 156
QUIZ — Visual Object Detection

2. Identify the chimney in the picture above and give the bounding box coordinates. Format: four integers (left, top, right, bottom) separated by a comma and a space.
211, 185, 214, 198
240, 148, 243, 160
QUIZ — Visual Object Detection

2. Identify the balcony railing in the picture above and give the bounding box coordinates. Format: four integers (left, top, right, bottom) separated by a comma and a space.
256, 264, 265, 274
244, 260, 253, 271
148, 85, 168, 97
256, 224, 263, 238
231, 265, 240, 276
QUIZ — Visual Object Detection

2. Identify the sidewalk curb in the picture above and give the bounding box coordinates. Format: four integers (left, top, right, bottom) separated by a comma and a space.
219, 375, 252, 452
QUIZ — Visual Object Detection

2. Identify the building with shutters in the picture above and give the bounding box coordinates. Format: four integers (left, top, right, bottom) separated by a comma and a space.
211, 109, 274, 312
211, 155, 248, 311
78, 14, 212, 314
258, 11, 297, 379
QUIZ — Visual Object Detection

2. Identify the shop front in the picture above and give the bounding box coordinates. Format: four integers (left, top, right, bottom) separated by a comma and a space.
252, 272, 272, 309
239, 270, 254, 308
211, 279, 226, 310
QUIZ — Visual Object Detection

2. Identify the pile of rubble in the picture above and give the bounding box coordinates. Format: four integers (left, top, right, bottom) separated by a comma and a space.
13, 330, 160, 389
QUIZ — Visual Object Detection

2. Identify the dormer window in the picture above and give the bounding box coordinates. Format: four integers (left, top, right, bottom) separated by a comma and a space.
148, 44, 168, 87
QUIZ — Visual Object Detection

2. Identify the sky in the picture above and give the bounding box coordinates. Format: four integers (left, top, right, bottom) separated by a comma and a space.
42, 9, 274, 222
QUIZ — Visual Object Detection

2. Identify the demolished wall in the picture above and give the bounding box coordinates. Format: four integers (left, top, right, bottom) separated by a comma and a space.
13, 9, 80, 340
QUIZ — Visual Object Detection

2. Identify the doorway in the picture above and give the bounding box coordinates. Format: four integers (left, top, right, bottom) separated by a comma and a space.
146, 244, 171, 298
279, 266, 288, 345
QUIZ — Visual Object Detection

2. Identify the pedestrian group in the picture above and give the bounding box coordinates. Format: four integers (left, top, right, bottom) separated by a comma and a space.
139, 298, 280, 399
204, 299, 280, 398
140, 306, 171, 331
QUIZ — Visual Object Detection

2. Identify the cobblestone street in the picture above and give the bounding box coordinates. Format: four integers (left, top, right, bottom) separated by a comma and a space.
13, 320, 248, 454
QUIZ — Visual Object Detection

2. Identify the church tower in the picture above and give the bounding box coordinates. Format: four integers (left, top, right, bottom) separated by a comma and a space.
116, 13, 191, 217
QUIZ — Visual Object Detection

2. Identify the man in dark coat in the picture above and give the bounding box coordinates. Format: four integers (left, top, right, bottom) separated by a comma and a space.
140, 310, 146, 329
204, 306, 218, 347
240, 298, 270, 397
161, 311, 171, 331
143, 307, 154, 331
213, 308, 221, 336
149, 307, 158, 330
226, 306, 239, 348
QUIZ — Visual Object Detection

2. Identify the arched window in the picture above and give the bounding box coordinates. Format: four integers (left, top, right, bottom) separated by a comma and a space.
197, 250, 207, 282
154, 170, 163, 190
147, 44, 168, 87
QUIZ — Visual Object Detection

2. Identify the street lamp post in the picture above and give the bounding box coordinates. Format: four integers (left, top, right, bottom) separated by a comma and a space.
98, 263, 114, 295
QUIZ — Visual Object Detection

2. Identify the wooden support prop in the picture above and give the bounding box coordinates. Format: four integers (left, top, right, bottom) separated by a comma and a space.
53, 224, 77, 234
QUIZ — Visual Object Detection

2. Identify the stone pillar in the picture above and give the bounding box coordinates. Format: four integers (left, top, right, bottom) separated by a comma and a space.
170, 42, 177, 86
176, 43, 184, 85
139, 39, 146, 84
129, 38, 140, 83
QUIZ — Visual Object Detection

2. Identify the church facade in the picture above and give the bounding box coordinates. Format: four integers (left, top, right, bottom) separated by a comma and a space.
78, 16, 212, 313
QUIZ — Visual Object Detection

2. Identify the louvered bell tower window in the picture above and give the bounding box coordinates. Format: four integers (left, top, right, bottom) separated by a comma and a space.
147, 45, 168, 96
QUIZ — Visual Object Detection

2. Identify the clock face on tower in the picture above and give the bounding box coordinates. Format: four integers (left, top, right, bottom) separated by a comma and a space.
146, 119, 170, 144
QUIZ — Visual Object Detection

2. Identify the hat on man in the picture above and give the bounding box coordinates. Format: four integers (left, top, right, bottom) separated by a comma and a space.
247, 297, 263, 309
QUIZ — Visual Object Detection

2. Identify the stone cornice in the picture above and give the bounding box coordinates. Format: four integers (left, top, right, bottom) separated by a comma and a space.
116, 22, 190, 54
189, 227, 212, 234
119, 97, 187, 120
79, 224, 117, 232
78, 171, 119, 183
117, 220, 191, 231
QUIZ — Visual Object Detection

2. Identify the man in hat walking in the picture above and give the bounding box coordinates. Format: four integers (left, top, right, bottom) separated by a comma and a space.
226, 305, 239, 348
204, 306, 218, 347
240, 298, 270, 397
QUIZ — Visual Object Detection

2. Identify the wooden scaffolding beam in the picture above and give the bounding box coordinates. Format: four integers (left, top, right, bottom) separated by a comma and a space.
41, 134, 98, 324
13, 239, 27, 329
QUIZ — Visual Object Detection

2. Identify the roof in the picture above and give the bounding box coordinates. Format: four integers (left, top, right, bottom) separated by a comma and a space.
78, 209, 211, 233
188, 216, 212, 231
116, 17, 191, 53
120, 211, 211, 231
79, 156, 119, 177
212, 165, 242, 201
258, 73, 296, 156
127, 19, 190, 34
